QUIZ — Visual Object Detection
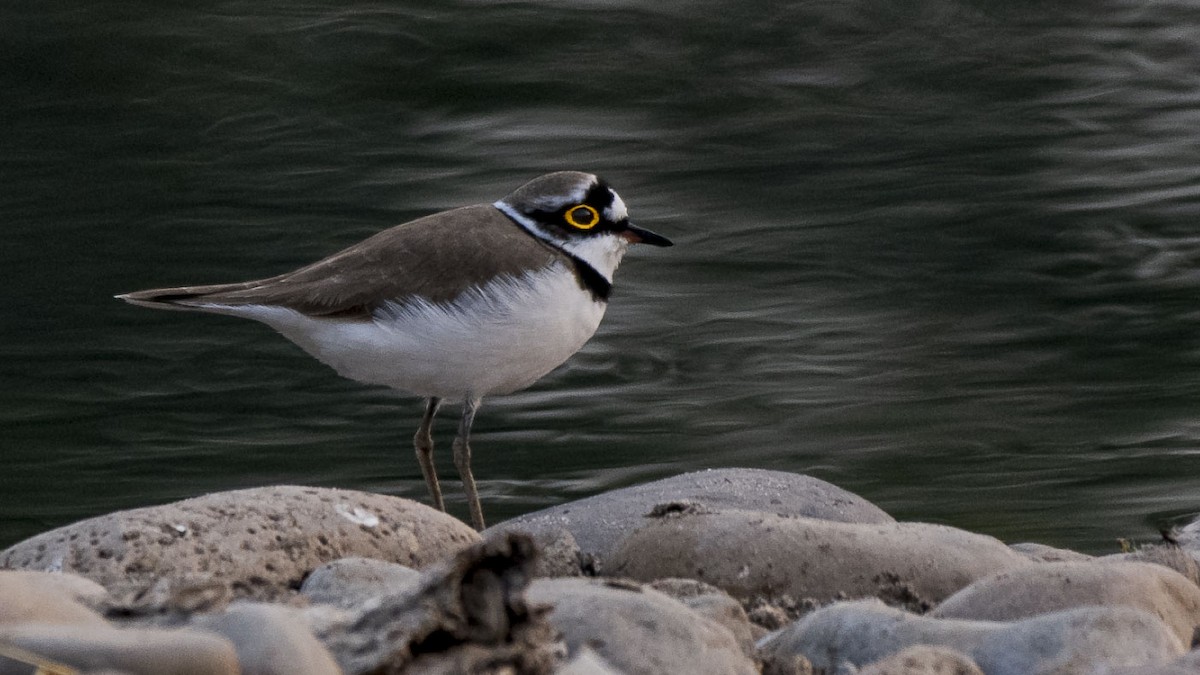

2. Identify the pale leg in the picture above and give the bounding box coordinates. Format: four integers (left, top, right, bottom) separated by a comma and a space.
453, 397, 486, 530
413, 397, 444, 511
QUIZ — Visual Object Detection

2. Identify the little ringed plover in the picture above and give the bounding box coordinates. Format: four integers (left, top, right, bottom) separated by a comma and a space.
117, 171, 672, 530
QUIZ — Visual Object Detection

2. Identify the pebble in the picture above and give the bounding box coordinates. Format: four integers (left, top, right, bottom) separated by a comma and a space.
486, 468, 894, 568
299, 557, 421, 609
0, 570, 109, 626
3, 470, 1199, 675
0, 623, 239, 675
607, 509, 1030, 605
930, 560, 1200, 646
0, 486, 477, 600
857, 645, 985, 675
191, 602, 342, 675
648, 578, 757, 656
758, 599, 1185, 674
527, 577, 758, 675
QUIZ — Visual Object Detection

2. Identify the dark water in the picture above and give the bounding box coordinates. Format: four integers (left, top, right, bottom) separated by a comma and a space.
5, 0, 1200, 553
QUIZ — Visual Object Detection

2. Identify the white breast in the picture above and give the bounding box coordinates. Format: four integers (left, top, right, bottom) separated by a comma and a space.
203, 263, 606, 401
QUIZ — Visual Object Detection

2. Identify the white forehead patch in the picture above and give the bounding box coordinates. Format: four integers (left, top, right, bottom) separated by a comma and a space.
604, 190, 628, 222
526, 175, 595, 212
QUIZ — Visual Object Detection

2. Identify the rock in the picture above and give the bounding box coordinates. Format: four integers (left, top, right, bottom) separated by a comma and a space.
758, 599, 1184, 675
554, 648, 625, 675
0, 570, 109, 626
486, 469, 893, 568
608, 510, 1029, 606
972, 606, 1184, 674
759, 651, 814, 675
1097, 649, 1200, 675
315, 533, 558, 675
300, 557, 421, 609
649, 579, 756, 656
930, 561, 1200, 647
511, 526, 586, 577
0, 623, 239, 675
858, 646, 984, 675
0, 486, 478, 600
192, 602, 342, 675
1103, 545, 1200, 587
527, 577, 758, 675
1008, 542, 1093, 563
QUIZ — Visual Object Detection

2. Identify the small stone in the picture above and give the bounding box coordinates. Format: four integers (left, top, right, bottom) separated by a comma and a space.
0, 623, 239, 675
1099, 649, 1200, 675
0, 486, 478, 600
528, 577, 757, 675
858, 646, 984, 675
300, 557, 421, 609
486, 469, 894, 568
758, 599, 1184, 675
649, 579, 756, 656
1007, 542, 1093, 563
0, 570, 108, 626
554, 647, 624, 675
191, 602, 341, 675
608, 510, 1029, 604
1103, 544, 1200, 587
930, 561, 1200, 647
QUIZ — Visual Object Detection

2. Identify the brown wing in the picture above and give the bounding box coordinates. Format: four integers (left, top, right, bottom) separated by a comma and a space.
118, 205, 563, 320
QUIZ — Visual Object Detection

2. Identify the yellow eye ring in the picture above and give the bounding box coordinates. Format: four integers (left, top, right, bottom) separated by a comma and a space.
564, 204, 600, 230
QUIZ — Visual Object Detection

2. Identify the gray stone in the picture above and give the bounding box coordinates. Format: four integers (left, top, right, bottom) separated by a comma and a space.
1008, 542, 1093, 563
858, 646, 984, 675
1103, 545, 1200, 587
608, 509, 1029, 605
192, 602, 342, 675
0, 623, 239, 675
931, 561, 1200, 647
486, 469, 894, 567
1097, 649, 1200, 675
649, 579, 756, 656
0, 486, 478, 600
300, 557, 421, 609
0, 570, 109, 626
554, 648, 625, 675
527, 577, 758, 675
758, 599, 1185, 675
520, 526, 585, 577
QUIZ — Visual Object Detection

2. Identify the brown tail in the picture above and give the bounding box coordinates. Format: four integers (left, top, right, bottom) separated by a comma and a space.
115, 279, 269, 311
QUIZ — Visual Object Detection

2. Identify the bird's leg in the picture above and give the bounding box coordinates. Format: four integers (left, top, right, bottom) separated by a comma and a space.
413, 397, 444, 512
453, 397, 486, 530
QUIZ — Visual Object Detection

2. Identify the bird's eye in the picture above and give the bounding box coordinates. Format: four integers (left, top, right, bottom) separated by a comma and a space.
564, 204, 600, 230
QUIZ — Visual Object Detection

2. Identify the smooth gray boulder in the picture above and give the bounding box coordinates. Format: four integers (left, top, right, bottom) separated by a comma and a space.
608, 509, 1029, 605
486, 469, 894, 566
930, 561, 1200, 647
300, 557, 421, 609
758, 599, 1185, 675
528, 577, 758, 675
0, 486, 478, 599
0, 623, 240, 675
192, 602, 342, 675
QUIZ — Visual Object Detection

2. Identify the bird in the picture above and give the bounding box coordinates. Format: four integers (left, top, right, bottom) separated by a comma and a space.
117, 171, 672, 530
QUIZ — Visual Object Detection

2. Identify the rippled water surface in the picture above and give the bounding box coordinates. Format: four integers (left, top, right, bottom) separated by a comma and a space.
5, 0, 1200, 552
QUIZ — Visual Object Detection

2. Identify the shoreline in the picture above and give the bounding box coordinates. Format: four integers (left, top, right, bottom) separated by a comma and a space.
2, 468, 1198, 674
